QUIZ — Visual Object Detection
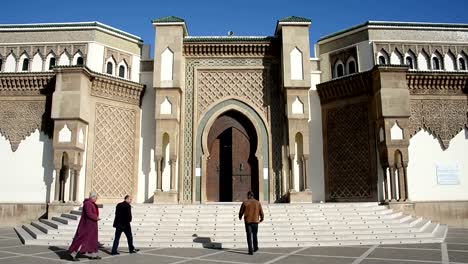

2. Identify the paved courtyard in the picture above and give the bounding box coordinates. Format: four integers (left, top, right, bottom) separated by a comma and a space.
0, 227, 467, 263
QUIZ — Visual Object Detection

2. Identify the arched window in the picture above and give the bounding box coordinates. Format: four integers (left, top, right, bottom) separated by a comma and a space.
348, 60, 356, 74
49, 57, 56, 70
405, 50, 417, 70
106, 61, 114, 74
76, 57, 84, 65
337, 64, 344, 77
118, 65, 125, 78
432, 57, 440, 70
346, 57, 357, 74
333, 60, 345, 78
377, 49, 389, 65
432, 51, 443, 70
22, 58, 29, 71
378, 56, 386, 65
459, 57, 467, 71
406, 57, 414, 69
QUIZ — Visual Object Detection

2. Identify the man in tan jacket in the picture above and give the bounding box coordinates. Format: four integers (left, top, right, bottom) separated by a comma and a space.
238, 191, 264, 255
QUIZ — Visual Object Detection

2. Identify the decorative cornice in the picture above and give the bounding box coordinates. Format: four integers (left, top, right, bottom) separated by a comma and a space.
54, 66, 145, 105
407, 71, 468, 95
184, 36, 276, 42
317, 71, 373, 104
0, 72, 55, 96
319, 20, 468, 43
91, 75, 145, 106
183, 42, 279, 57
0, 21, 143, 43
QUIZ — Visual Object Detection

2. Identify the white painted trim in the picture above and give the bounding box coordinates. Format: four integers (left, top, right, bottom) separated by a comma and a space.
184, 35, 271, 39
373, 40, 468, 44
152, 22, 186, 26
278, 22, 311, 26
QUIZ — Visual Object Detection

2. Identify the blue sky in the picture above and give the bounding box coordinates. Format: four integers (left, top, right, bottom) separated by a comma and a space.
3, 0, 468, 56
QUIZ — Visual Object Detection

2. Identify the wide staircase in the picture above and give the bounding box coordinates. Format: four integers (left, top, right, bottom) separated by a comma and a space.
15, 202, 447, 248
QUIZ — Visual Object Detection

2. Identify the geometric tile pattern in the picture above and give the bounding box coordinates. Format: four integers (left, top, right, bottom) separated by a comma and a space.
197, 69, 267, 118
326, 102, 373, 200
92, 103, 136, 199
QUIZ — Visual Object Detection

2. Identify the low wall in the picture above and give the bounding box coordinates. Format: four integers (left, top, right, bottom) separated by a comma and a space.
0, 203, 47, 227
389, 201, 468, 228
0, 203, 79, 227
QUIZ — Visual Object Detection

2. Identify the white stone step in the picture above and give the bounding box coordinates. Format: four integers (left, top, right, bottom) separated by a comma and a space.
16, 203, 447, 248
13, 226, 34, 245
39, 219, 432, 237
38, 217, 419, 232
80, 212, 401, 223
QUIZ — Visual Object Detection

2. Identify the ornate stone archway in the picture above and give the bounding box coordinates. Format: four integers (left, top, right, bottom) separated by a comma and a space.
196, 99, 270, 203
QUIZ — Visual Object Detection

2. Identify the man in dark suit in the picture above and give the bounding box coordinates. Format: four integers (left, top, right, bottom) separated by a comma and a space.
111, 195, 139, 255
238, 191, 264, 255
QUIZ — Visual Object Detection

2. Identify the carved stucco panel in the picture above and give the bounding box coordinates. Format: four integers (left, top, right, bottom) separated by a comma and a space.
0, 100, 45, 151
409, 99, 468, 150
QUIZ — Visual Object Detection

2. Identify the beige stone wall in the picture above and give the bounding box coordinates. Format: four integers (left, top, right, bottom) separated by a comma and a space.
0, 204, 47, 227
0, 30, 94, 44
95, 31, 141, 55
389, 201, 468, 228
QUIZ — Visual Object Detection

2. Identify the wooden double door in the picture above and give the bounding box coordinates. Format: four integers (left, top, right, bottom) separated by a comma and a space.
206, 111, 258, 202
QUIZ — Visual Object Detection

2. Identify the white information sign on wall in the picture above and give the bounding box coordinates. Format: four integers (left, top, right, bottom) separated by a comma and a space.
436, 163, 460, 185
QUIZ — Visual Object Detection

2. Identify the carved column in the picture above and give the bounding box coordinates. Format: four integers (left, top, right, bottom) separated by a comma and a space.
289, 155, 295, 191
54, 168, 61, 201
389, 166, 397, 201
398, 165, 408, 201
42, 57, 47, 71
156, 156, 163, 191
63, 170, 70, 202
68, 170, 75, 202
15, 58, 20, 72
170, 157, 177, 191
383, 166, 389, 202
302, 155, 308, 191
74, 169, 81, 202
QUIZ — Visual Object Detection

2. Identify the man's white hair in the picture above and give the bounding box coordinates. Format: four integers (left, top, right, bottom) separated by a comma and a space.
89, 191, 98, 198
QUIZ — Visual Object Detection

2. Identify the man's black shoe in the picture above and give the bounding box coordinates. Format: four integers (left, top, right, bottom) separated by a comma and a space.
130, 249, 140, 253
254, 248, 259, 252
248, 251, 253, 255
111, 252, 120, 255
